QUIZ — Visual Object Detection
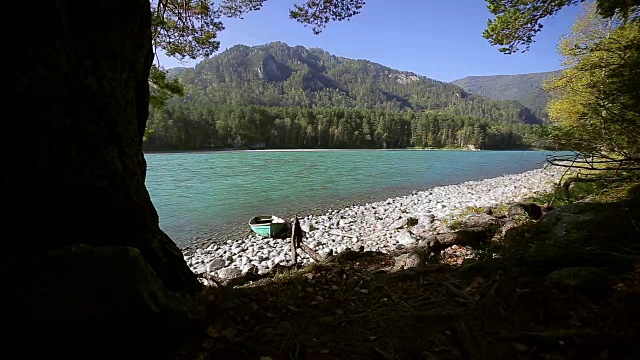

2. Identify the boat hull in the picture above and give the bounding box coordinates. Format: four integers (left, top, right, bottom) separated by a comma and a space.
249, 216, 288, 237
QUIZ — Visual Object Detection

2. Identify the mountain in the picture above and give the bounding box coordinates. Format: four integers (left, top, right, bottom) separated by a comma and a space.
144, 43, 552, 151
452, 71, 560, 120
170, 42, 542, 125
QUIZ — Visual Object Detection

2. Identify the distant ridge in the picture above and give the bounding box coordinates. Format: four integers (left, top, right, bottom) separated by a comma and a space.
452, 71, 560, 120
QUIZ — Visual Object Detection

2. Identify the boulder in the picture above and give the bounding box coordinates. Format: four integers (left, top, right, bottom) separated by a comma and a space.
301, 222, 317, 233
397, 230, 418, 245
419, 214, 436, 226
389, 217, 417, 230
454, 227, 496, 245
218, 267, 242, 279
418, 235, 443, 251
508, 203, 543, 220
206, 259, 225, 273
461, 213, 501, 228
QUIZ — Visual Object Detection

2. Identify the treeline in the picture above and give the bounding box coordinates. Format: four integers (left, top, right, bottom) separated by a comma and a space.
145, 104, 546, 150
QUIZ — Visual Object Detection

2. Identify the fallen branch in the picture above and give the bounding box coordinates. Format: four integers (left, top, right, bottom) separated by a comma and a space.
329, 231, 358, 239
300, 242, 324, 262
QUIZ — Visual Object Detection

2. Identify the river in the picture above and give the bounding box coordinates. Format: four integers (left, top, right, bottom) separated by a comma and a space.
145, 149, 564, 247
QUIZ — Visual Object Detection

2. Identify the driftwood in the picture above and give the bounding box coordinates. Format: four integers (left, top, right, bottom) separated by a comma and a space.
561, 176, 602, 191
329, 231, 358, 239
300, 242, 324, 262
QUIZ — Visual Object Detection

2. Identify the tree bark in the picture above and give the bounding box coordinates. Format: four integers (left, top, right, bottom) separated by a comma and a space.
5, 0, 200, 354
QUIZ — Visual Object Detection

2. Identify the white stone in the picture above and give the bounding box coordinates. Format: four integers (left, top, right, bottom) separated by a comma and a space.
205, 259, 224, 273
218, 267, 242, 279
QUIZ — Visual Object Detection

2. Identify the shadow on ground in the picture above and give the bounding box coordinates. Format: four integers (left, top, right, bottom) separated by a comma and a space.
179, 185, 640, 360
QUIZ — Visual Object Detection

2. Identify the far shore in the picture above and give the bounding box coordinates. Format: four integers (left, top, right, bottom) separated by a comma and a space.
144, 146, 546, 155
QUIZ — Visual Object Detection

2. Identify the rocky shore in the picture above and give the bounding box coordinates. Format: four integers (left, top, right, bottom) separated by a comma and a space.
184, 165, 567, 279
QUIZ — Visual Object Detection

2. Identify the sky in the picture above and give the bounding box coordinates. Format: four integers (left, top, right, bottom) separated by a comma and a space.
157, 0, 582, 82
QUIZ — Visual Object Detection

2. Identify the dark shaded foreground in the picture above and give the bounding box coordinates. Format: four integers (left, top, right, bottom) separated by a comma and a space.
179, 185, 640, 360
4, 0, 199, 357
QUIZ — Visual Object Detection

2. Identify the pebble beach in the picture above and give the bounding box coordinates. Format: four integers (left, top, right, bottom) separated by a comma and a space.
184, 165, 567, 279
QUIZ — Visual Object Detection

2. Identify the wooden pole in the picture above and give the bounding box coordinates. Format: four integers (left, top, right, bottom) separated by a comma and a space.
290, 217, 302, 264
291, 216, 324, 263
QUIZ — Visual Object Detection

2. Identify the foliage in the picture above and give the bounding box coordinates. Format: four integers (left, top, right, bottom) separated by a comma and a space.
149, 65, 185, 109
144, 103, 544, 150
151, 0, 223, 60
544, 3, 640, 160
289, 0, 366, 34
483, 0, 639, 54
150, 0, 365, 61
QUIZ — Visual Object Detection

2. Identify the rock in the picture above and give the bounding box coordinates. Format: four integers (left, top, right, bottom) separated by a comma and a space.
462, 213, 501, 228
388, 218, 407, 230
419, 214, 436, 226
218, 267, 242, 279
397, 230, 418, 245
542, 204, 554, 213
231, 247, 244, 255
483, 207, 493, 215
206, 259, 225, 273
417, 235, 442, 251
389, 217, 419, 230
301, 222, 317, 232
193, 264, 207, 274
508, 203, 543, 220
498, 220, 519, 239
242, 265, 258, 275
392, 253, 423, 271
453, 227, 495, 245
546, 267, 611, 293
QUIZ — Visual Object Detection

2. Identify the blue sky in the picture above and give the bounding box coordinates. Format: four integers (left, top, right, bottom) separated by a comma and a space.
157, 0, 582, 82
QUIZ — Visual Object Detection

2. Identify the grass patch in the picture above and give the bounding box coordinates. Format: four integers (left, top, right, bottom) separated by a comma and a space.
528, 170, 640, 207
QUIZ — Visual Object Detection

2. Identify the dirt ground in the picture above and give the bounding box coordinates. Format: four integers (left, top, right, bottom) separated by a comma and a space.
179, 184, 640, 360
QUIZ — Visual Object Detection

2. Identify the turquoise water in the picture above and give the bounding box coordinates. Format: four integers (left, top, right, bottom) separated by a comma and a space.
145, 149, 562, 247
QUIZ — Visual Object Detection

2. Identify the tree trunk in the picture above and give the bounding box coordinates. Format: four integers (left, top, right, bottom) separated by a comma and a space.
5, 0, 200, 355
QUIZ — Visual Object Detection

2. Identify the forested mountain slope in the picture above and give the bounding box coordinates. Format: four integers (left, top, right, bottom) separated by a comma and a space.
172, 42, 541, 124
452, 71, 559, 120
145, 42, 549, 150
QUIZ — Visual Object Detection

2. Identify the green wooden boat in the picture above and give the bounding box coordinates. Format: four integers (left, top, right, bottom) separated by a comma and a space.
248, 215, 288, 238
